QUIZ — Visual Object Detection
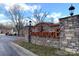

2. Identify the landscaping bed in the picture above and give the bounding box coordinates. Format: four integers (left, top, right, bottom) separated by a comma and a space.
14, 40, 79, 56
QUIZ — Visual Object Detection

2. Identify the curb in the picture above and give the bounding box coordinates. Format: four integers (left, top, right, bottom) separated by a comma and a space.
10, 42, 38, 56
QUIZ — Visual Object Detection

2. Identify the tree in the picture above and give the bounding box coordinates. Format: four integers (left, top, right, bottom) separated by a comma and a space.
5, 5, 26, 36
34, 9, 48, 23
34, 9, 48, 32
27, 9, 49, 32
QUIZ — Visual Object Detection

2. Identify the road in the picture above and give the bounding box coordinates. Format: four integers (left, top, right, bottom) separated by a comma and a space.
0, 34, 36, 56
0, 41, 20, 56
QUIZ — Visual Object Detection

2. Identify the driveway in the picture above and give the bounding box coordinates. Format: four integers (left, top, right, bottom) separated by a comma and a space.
0, 35, 36, 56
0, 41, 20, 56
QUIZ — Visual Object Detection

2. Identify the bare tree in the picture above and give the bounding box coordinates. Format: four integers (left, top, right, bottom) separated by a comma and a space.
34, 9, 48, 23
5, 5, 26, 36
34, 9, 48, 32
27, 9, 49, 32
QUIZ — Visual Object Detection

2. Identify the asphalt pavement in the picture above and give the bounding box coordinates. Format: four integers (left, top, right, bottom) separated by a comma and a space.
0, 34, 37, 56
0, 41, 20, 56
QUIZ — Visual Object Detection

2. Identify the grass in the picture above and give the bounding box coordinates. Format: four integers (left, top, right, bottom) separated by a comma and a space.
14, 40, 79, 56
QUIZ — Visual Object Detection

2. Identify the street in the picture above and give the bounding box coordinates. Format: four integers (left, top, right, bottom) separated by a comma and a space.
0, 41, 20, 56
0, 34, 36, 56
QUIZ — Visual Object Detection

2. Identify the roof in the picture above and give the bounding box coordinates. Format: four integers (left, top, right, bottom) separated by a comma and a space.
35, 22, 59, 27
32, 22, 60, 29
59, 14, 79, 21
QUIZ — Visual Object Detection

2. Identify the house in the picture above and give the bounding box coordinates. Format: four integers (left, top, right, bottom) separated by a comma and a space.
32, 22, 60, 32
0, 27, 13, 34
31, 22, 60, 38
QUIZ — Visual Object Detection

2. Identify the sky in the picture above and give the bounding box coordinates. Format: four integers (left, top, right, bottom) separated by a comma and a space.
0, 3, 79, 24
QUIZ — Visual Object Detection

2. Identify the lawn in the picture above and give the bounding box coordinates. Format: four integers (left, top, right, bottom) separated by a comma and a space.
14, 40, 79, 56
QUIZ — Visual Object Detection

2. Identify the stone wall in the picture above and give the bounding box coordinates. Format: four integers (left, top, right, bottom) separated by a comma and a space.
59, 15, 79, 53
30, 36, 60, 48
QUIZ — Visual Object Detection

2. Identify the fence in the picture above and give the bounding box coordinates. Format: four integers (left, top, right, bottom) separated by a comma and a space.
31, 32, 60, 39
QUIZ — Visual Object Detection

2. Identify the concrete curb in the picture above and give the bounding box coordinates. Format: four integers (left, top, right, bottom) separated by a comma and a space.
10, 42, 38, 56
